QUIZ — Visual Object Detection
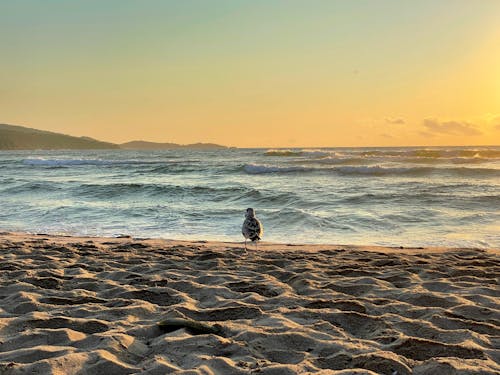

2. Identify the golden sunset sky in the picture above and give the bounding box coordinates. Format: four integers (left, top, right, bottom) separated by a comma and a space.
1, 0, 499, 147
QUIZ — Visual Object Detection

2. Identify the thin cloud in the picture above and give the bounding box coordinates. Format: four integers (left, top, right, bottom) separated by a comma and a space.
380, 133, 393, 138
385, 118, 405, 125
423, 118, 482, 136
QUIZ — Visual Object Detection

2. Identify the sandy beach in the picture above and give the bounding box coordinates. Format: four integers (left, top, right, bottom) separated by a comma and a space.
0, 232, 498, 374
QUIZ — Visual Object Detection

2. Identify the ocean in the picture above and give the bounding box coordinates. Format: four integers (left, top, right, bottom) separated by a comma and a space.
0, 146, 498, 248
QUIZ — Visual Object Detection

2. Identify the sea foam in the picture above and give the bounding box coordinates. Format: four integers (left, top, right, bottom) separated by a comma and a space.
1, 146, 498, 248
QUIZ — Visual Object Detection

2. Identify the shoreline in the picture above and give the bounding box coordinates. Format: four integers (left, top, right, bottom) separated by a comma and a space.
1, 231, 499, 374
1, 230, 498, 255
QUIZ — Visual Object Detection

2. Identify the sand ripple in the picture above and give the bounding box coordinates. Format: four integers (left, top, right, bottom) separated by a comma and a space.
0, 234, 499, 374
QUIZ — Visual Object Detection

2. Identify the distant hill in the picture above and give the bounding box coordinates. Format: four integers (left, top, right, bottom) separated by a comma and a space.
120, 141, 228, 150
0, 124, 118, 150
0, 123, 230, 150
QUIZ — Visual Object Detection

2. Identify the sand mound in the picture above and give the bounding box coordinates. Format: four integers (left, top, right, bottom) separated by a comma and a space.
0, 233, 498, 374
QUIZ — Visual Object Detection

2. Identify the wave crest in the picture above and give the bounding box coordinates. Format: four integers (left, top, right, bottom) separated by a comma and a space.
356, 149, 500, 159
264, 150, 303, 157
244, 163, 500, 177
243, 164, 314, 174
264, 149, 334, 158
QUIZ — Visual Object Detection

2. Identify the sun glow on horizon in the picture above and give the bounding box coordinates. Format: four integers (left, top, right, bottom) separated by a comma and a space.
1, 1, 499, 147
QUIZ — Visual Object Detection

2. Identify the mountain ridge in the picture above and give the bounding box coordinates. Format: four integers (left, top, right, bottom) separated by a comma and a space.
120, 140, 228, 150
0, 124, 229, 150
0, 124, 118, 150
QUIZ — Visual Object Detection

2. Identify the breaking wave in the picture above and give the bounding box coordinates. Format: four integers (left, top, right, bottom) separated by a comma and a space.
263, 148, 500, 166
2, 146, 499, 247
264, 149, 334, 158
244, 163, 500, 177
345, 149, 500, 159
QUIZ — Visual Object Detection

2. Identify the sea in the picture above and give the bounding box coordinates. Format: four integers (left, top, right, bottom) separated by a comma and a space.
0, 146, 498, 248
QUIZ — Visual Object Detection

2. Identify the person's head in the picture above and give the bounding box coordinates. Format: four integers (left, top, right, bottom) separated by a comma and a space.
246, 208, 256, 218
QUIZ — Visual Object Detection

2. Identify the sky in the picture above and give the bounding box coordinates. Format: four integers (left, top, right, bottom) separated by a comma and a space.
1, 0, 499, 147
